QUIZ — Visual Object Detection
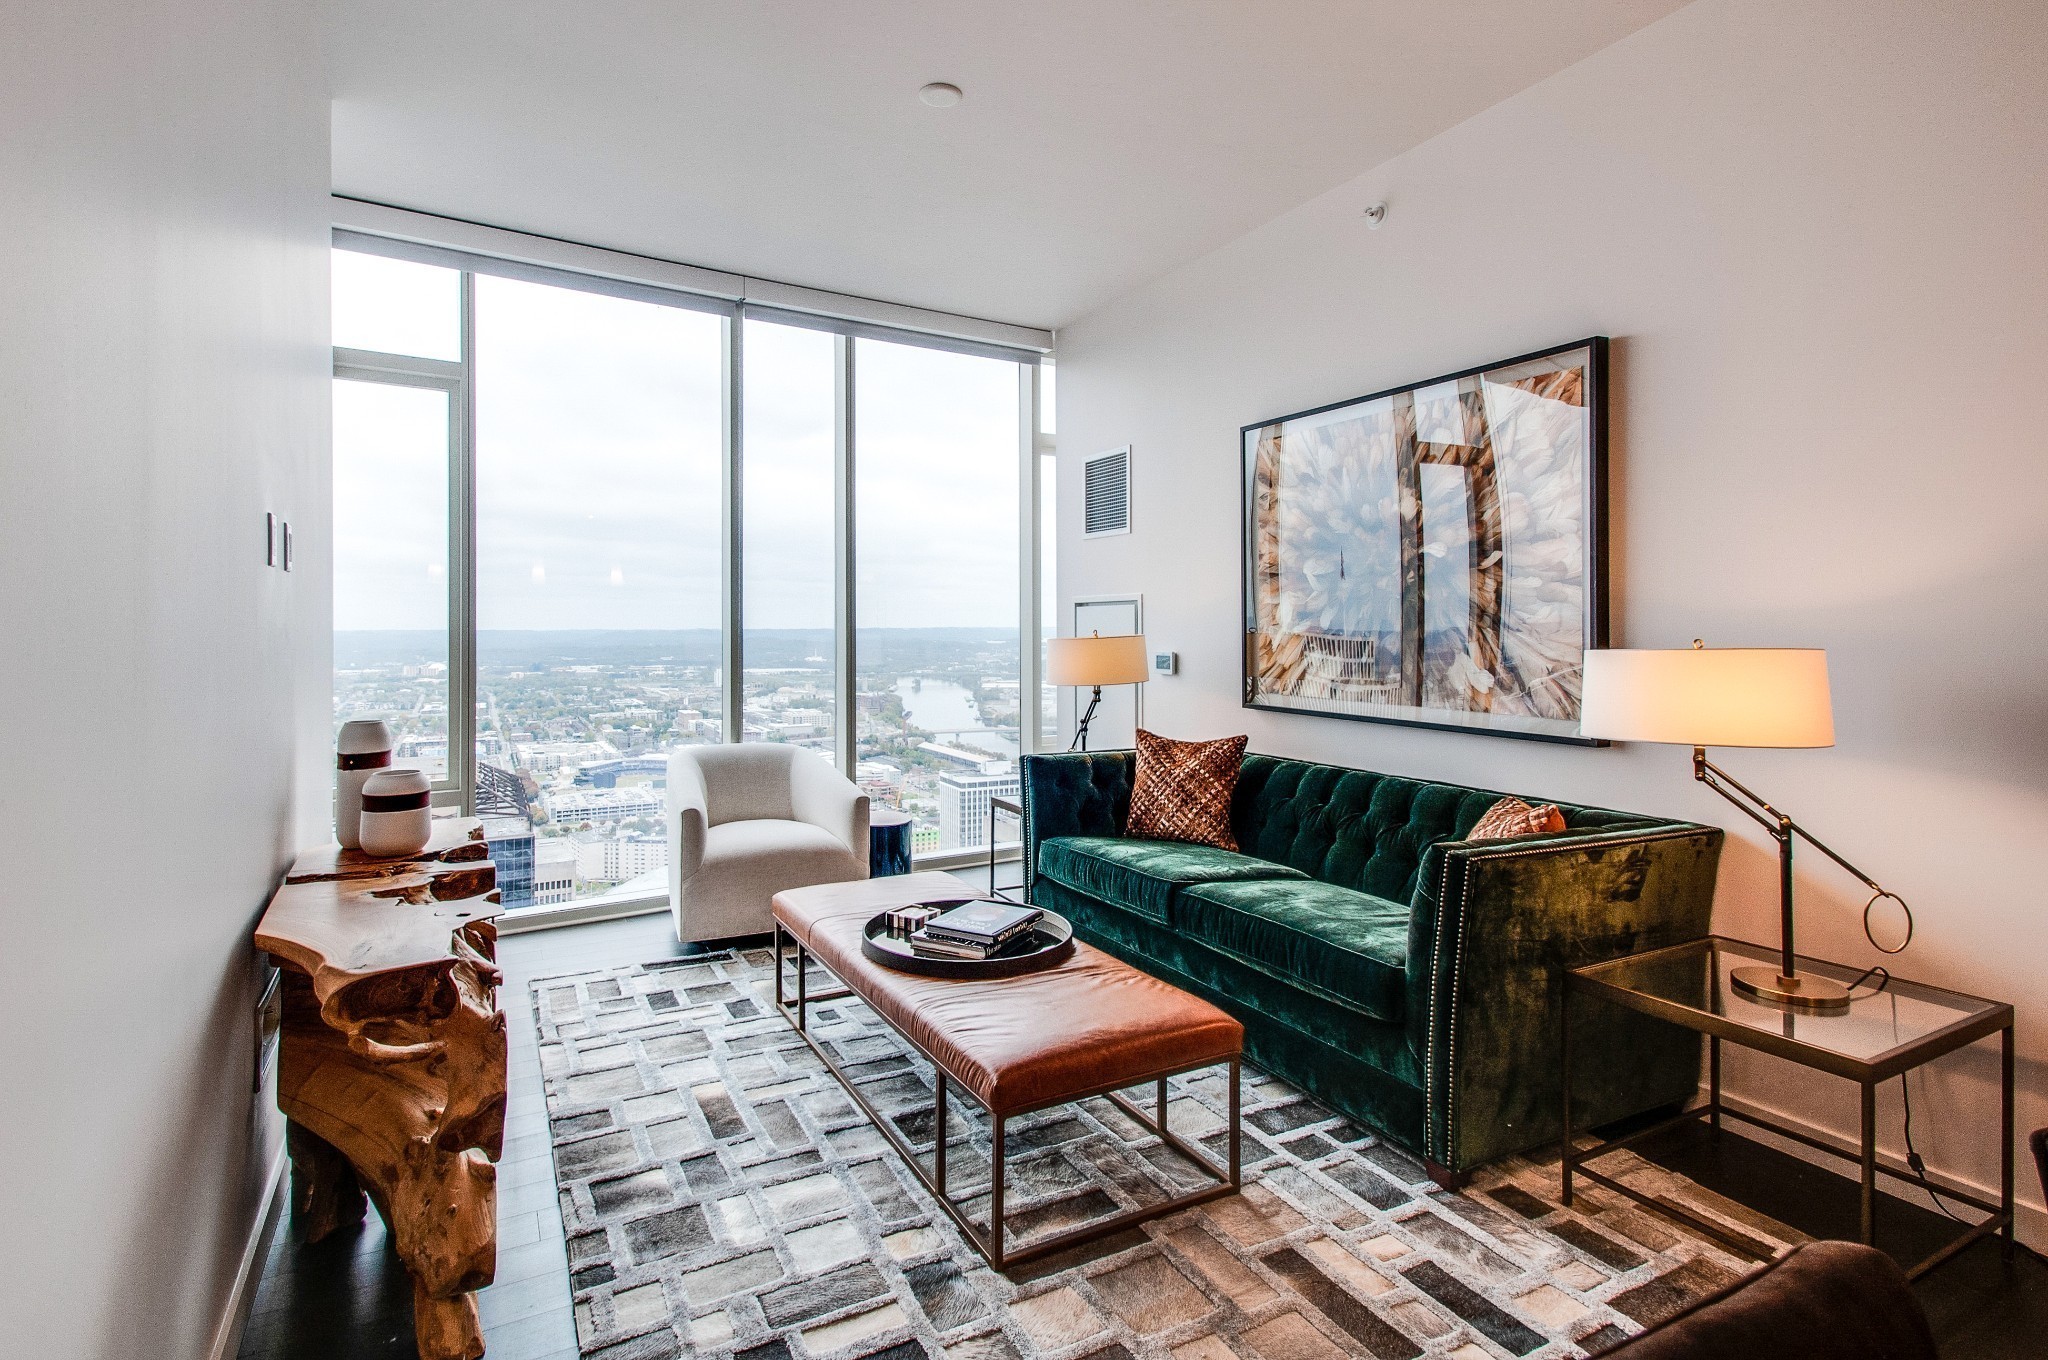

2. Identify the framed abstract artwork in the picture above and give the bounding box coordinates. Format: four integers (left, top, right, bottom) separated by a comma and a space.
1241, 337, 1608, 743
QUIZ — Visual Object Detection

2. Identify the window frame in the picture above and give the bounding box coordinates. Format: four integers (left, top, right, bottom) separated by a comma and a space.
331, 233, 1052, 912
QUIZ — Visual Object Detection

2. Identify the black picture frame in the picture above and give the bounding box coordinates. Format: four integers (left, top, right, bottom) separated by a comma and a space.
1240, 336, 1609, 745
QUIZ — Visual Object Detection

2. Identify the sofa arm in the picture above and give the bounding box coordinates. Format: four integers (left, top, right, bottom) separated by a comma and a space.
1019, 751, 1134, 900
1405, 823, 1723, 1173
789, 750, 869, 861
667, 750, 709, 884
1599, 1240, 1935, 1359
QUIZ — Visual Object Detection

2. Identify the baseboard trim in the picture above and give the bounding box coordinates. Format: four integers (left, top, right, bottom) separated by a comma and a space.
1709, 1086, 2046, 1252
207, 1144, 287, 1360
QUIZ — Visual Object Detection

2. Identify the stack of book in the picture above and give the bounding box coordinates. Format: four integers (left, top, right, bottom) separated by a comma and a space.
910, 900, 1044, 961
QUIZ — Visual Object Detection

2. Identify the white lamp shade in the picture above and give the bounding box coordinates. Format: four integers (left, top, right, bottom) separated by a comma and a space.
1580, 647, 1834, 748
1047, 633, 1149, 687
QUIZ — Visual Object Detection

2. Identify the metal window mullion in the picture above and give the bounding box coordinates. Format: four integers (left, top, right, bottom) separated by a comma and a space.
722, 311, 744, 743
834, 334, 857, 775
450, 270, 478, 813
1018, 362, 1042, 754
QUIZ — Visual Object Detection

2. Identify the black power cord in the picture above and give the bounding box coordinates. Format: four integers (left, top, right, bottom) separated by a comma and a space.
1900, 1075, 1967, 1222
1845, 964, 1967, 1223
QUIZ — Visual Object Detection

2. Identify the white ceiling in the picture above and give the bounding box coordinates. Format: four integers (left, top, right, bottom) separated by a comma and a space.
324, 1, 1687, 330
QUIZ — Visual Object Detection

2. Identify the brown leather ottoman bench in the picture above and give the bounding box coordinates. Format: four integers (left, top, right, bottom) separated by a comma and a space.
771, 872, 1244, 1268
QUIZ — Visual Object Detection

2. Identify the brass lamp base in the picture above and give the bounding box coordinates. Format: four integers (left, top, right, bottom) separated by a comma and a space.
1731, 964, 1852, 1014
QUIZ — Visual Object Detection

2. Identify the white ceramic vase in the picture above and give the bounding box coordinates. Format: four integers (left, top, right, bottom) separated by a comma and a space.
335, 719, 394, 850
358, 768, 433, 858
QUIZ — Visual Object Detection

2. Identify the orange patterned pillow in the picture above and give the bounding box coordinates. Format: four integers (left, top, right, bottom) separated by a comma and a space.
1468, 796, 1568, 841
1126, 729, 1249, 850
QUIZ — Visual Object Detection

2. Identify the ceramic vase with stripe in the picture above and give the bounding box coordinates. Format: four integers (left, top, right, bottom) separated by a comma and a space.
334, 718, 394, 850
358, 767, 433, 858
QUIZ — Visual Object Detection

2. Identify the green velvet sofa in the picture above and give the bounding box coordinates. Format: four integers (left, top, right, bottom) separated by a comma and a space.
1019, 750, 1723, 1180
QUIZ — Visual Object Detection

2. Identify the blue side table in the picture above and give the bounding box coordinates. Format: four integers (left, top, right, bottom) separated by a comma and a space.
868, 807, 913, 877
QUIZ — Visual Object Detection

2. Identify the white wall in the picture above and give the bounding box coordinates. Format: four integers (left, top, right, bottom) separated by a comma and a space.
1057, 0, 2048, 1242
0, 2, 331, 1355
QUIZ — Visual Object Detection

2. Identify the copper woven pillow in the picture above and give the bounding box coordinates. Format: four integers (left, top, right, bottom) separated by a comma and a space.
1468, 795, 1568, 841
1126, 729, 1249, 851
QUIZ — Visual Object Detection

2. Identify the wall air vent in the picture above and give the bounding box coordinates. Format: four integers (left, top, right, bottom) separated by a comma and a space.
1082, 446, 1132, 537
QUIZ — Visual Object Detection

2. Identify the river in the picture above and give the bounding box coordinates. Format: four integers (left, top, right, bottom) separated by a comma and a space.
893, 676, 1018, 758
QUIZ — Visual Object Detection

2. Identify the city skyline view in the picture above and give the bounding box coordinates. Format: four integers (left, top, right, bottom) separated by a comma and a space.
336, 625, 1054, 909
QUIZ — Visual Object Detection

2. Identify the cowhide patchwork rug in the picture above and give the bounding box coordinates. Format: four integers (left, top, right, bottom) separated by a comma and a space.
531, 949, 1792, 1360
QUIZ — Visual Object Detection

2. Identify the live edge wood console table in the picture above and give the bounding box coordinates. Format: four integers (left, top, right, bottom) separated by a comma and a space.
254, 819, 507, 1360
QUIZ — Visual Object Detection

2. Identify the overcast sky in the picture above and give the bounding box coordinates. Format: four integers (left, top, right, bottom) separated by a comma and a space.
333, 250, 1023, 633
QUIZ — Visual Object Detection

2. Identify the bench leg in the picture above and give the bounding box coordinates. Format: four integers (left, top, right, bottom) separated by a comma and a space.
1228, 1057, 1241, 1188
990, 1115, 1006, 1270
934, 1075, 947, 1195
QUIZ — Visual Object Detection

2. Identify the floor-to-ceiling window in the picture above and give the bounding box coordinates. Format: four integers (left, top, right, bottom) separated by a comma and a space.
741, 319, 839, 761
1038, 364, 1059, 744
853, 337, 1023, 857
331, 251, 462, 787
332, 237, 1045, 915
332, 378, 454, 779
472, 274, 726, 907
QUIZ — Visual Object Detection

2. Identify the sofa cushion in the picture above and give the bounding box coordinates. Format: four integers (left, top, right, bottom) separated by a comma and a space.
1175, 879, 1410, 1022
1035, 836, 1307, 924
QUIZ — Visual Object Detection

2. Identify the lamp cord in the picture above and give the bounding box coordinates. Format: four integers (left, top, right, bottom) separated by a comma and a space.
1845, 965, 1966, 1223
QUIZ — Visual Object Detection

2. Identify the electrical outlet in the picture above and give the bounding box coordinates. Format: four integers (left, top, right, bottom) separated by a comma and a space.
254, 967, 281, 1092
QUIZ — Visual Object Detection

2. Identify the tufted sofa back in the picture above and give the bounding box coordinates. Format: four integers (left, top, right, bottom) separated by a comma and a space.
1231, 754, 1655, 904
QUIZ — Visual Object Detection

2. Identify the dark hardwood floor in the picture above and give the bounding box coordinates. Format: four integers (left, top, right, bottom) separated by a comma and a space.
1631, 1121, 2048, 1357
236, 871, 2045, 1358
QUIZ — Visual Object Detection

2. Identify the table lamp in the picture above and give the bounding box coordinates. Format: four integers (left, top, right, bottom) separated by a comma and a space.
1581, 641, 1909, 1014
1047, 631, 1148, 751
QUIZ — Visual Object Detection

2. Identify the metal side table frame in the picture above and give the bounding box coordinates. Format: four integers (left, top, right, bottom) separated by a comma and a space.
1562, 935, 2013, 1282
772, 922, 1241, 1270
986, 794, 1025, 903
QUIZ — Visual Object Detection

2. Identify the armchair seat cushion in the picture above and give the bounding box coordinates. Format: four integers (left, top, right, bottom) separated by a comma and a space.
1176, 879, 1410, 1022
1036, 835, 1307, 925
700, 818, 859, 882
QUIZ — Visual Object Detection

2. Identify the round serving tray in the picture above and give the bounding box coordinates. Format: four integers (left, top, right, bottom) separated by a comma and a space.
861, 904, 1074, 979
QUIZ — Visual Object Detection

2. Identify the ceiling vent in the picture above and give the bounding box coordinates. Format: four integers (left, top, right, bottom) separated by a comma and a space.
1082, 446, 1131, 538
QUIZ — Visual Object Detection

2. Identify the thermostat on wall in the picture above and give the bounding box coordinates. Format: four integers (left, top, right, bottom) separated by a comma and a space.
1152, 651, 1178, 676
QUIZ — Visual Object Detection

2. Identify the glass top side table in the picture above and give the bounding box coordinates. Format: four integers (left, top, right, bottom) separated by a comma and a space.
987, 794, 1025, 902
1562, 935, 2013, 1280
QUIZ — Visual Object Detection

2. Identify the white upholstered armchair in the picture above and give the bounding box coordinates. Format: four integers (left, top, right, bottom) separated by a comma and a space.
667, 745, 870, 944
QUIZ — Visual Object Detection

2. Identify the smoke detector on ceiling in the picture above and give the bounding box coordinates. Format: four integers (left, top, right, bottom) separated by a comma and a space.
919, 83, 963, 108
1362, 202, 1388, 230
